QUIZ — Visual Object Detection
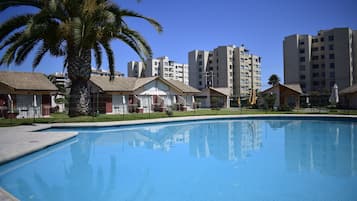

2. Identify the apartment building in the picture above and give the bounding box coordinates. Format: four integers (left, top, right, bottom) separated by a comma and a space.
127, 56, 189, 85
91, 68, 124, 77
284, 27, 357, 95
188, 45, 262, 98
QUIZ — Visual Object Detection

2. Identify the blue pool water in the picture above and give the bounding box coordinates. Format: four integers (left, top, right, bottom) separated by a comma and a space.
1, 118, 357, 201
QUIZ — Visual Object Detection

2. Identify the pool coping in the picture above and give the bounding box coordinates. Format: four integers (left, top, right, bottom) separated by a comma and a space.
0, 188, 19, 201
48, 114, 357, 128
1, 114, 357, 201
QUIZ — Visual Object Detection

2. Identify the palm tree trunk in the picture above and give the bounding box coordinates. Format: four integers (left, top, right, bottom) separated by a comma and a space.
67, 49, 92, 117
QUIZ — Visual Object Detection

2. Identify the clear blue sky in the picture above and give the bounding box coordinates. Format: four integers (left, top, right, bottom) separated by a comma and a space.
1, 0, 357, 89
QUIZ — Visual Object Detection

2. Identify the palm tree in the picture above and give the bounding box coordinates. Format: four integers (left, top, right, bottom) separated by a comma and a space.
0, 0, 162, 116
268, 74, 280, 86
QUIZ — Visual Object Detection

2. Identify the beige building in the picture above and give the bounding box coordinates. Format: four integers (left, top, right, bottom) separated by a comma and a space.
128, 56, 189, 85
188, 45, 262, 98
284, 27, 357, 95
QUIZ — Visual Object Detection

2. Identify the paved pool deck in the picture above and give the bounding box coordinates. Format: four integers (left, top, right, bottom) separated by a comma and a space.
0, 114, 357, 200
0, 124, 77, 165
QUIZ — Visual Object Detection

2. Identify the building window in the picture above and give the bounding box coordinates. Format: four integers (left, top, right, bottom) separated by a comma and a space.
329, 44, 334, 50
198, 54, 202, 59
301, 83, 306, 90
199, 61, 203, 65
300, 57, 305, 62
229, 65, 232, 69
321, 72, 325, 77
313, 81, 319, 86
321, 80, 326, 86
330, 63, 335, 68
320, 37, 324, 42
299, 41, 305, 45
312, 38, 318, 43
329, 54, 335, 59
312, 72, 319, 77
321, 55, 325, 59
328, 35, 334, 41
299, 49, 305, 53
299, 65, 305, 71
312, 64, 319, 69
300, 75, 306, 80
199, 81, 202, 85
312, 56, 319, 60
320, 46, 325, 51
329, 72, 335, 78
330, 81, 335, 87
312, 47, 319, 51
321, 63, 325, 68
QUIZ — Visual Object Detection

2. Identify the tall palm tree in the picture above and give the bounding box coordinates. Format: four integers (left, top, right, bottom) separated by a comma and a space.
268, 74, 280, 87
0, 0, 162, 116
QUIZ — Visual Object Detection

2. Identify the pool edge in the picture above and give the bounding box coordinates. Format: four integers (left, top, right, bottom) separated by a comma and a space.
48, 114, 357, 129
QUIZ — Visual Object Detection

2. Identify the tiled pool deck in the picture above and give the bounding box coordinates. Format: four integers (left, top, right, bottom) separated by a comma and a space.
1, 114, 357, 200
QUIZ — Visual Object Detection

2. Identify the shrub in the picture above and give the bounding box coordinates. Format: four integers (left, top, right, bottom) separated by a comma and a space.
166, 107, 173, 117
278, 105, 292, 111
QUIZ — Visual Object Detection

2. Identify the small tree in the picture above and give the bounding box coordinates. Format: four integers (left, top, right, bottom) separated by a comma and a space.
268, 74, 280, 86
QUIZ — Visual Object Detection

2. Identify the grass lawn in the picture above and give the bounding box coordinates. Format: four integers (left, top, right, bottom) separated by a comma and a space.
1, 108, 357, 127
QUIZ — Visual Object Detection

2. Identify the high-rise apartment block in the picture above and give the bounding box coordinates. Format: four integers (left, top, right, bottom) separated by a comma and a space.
284, 28, 357, 94
189, 45, 262, 97
127, 56, 189, 85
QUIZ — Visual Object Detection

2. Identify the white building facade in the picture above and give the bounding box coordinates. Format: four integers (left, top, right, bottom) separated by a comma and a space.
188, 45, 262, 98
128, 56, 189, 85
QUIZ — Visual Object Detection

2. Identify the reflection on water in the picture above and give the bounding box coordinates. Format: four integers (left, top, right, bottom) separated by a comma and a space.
188, 121, 262, 161
284, 120, 357, 176
1, 119, 357, 201
97, 120, 263, 161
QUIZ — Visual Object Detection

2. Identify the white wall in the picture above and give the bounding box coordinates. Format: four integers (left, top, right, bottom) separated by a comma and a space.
51, 95, 65, 112
112, 95, 128, 114
138, 95, 151, 113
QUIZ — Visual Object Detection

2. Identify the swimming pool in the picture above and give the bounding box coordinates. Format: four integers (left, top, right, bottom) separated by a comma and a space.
1, 118, 357, 201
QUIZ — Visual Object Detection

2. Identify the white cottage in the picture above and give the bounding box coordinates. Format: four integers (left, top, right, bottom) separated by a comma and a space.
0, 71, 58, 118
196, 87, 231, 108
89, 76, 200, 114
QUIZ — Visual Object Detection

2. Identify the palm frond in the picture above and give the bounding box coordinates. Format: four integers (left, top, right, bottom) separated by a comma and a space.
32, 42, 49, 67
109, 5, 163, 33
116, 27, 153, 60
100, 40, 114, 80
93, 42, 103, 69
0, 14, 33, 42
0, 0, 43, 12
0, 42, 20, 65
15, 39, 39, 64
0, 31, 23, 50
